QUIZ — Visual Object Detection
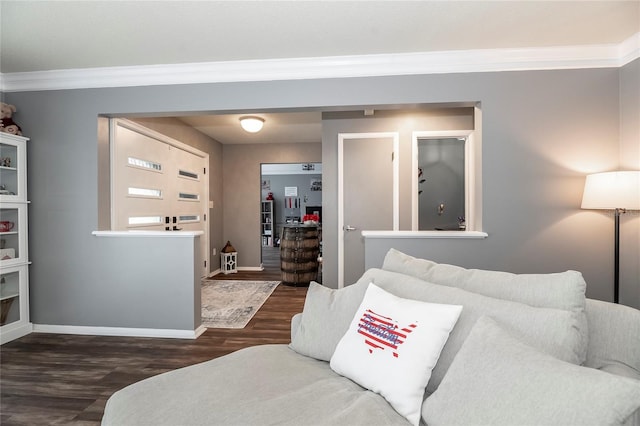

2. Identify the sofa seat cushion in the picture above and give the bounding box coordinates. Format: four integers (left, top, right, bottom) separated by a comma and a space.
423, 316, 640, 426
102, 344, 409, 426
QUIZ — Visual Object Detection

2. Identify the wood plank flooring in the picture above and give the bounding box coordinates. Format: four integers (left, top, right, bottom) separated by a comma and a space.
0, 250, 308, 425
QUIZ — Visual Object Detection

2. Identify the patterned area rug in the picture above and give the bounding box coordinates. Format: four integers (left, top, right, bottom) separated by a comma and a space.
201, 280, 280, 329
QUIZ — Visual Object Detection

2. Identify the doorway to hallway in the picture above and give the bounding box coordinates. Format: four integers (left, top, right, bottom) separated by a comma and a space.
259, 162, 322, 270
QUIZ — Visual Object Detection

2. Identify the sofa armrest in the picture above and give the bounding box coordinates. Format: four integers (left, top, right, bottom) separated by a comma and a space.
584, 298, 640, 380
291, 313, 302, 342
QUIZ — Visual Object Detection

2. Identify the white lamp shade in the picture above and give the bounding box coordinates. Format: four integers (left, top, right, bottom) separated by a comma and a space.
581, 171, 640, 210
239, 116, 264, 133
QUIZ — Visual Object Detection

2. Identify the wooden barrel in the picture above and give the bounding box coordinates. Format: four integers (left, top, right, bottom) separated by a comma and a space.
280, 225, 319, 286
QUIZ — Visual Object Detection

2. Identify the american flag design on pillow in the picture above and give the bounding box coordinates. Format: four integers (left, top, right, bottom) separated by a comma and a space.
357, 309, 417, 358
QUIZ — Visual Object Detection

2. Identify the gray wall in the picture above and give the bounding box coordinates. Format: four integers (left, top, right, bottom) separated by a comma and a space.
357, 67, 638, 306
321, 108, 475, 288
619, 58, 640, 308
3, 61, 638, 329
222, 143, 321, 268
87, 234, 201, 330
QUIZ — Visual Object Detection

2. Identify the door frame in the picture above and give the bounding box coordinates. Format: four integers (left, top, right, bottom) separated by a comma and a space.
337, 132, 399, 288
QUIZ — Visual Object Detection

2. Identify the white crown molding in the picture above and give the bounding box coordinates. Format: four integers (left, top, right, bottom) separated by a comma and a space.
619, 32, 640, 65
1, 33, 638, 93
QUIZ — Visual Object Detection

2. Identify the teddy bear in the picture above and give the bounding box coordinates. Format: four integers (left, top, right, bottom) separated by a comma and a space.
0, 102, 23, 136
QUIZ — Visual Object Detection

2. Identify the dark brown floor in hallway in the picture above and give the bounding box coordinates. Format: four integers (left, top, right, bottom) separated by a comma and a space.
0, 250, 308, 425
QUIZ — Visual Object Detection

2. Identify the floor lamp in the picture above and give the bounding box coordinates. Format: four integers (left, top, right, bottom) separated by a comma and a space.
581, 171, 640, 304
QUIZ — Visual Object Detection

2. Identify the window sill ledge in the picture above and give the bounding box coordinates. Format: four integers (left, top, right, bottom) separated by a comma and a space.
361, 230, 488, 239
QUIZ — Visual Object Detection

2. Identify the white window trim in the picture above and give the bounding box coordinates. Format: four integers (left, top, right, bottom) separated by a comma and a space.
411, 108, 482, 232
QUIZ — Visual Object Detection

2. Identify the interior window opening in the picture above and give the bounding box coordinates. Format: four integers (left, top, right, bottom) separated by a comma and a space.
412, 127, 480, 232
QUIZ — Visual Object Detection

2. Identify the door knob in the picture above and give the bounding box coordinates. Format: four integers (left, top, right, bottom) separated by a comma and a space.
344, 225, 357, 231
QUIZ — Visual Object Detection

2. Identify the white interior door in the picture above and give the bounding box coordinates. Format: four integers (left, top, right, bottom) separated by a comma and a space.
112, 124, 170, 231
171, 146, 208, 277
338, 133, 398, 288
111, 119, 210, 278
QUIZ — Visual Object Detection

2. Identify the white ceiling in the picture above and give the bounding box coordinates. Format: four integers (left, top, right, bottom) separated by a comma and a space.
2, 1, 638, 73
2, 1, 638, 144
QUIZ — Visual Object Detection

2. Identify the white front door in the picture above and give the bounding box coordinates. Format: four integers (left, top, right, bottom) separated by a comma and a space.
338, 132, 399, 288
111, 119, 210, 277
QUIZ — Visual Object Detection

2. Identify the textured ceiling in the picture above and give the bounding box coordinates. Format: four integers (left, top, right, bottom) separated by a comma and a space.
1, 1, 638, 73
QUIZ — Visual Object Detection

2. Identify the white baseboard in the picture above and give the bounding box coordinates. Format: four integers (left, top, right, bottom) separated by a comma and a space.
238, 266, 264, 272
0, 323, 33, 345
205, 266, 264, 278
212, 266, 264, 276
207, 268, 221, 278
33, 323, 207, 339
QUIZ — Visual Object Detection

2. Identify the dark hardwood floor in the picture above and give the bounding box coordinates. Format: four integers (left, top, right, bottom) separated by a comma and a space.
0, 248, 308, 425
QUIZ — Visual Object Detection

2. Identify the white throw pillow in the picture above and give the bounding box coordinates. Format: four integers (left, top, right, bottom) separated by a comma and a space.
330, 283, 462, 426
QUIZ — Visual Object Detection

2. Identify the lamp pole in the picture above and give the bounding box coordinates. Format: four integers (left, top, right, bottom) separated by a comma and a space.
613, 208, 624, 304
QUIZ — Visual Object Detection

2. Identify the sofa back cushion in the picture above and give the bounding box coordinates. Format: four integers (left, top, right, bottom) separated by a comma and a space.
291, 268, 587, 393
422, 316, 640, 426
289, 281, 368, 361
382, 248, 588, 363
382, 248, 587, 310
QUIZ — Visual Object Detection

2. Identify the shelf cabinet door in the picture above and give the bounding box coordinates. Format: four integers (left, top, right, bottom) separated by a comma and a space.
0, 133, 28, 203
0, 203, 28, 267
0, 133, 31, 344
0, 264, 31, 344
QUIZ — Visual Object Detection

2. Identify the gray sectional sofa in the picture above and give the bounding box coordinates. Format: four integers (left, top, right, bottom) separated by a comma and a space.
102, 249, 640, 426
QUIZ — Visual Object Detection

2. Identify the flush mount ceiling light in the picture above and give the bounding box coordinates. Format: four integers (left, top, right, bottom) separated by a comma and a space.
239, 116, 265, 133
